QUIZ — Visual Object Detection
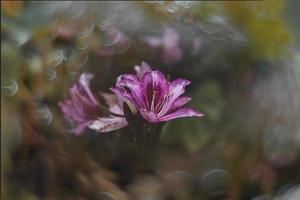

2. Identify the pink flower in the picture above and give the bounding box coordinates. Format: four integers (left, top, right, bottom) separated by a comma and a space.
59, 73, 127, 135
111, 62, 204, 123
144, 27, 182, 64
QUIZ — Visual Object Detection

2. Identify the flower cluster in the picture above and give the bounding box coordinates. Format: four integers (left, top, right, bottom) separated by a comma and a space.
59, 62, 204, 135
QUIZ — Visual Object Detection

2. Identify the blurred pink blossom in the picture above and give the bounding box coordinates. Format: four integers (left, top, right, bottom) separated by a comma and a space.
144, 27, 182, 64
59, 73, 127, 135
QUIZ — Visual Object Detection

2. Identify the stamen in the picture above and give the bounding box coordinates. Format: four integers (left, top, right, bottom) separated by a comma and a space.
155, 93, 168, 113
156, 93, 173, 116
150, 91, 156, 111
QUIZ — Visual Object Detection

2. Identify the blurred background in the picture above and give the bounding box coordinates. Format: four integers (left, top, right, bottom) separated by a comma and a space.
1, 1, 300, 199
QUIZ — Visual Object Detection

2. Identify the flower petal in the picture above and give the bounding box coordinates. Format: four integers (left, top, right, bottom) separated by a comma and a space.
134, 62, 152, 79
141, 70, 169, 110
118, 74, 140, 84
101, 93, 124, 115
116, 77, 146, 109
110, 86, 130, 101
74, 121, 92, 135
159, 108, 204, 122
59, 101, 79, 121
78, 73, 98, 106
88, 117, 128, 133
170, 96, 191, 111
139, 110, 160, 123
157, 78, 190, 116
70, 86, 96, 112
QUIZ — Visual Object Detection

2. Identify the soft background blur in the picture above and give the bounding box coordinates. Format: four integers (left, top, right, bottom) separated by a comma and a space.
1, 1, 300, 199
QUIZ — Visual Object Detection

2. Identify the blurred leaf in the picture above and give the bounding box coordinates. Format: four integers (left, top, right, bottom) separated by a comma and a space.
162, 117, 207, 152
162, 81, 223, 152
191, 2, 224, 22
1, 42, 21, 84
224, 0, 293, 59
190, 81, 223, 123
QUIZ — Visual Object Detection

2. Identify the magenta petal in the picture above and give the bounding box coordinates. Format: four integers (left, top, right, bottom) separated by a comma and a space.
157, 78, 190, 116
141, 70, 168, 87
159, 108, 204, 122
78, 73, 98, 106
88, 117, 128, 133
168, 78, 191, 103
110, 86, 126, 98
141, 70, 169, 105
78, 73, 93, 87
170, 96, 192, 111
116, 78, 146, 109
71, 87, 96, 110
116, 79, 140, 94
59, 101, 74, 120
118, 74, 140, 84
59, 100, 87, 122
101, 93, 123, 115
139, 110, 160, 123
169, 78, 191, 94
110, 86, 134, 104
74, 121, 92, 135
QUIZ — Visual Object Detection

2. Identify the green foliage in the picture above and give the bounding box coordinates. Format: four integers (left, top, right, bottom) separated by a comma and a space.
224, 0, 293, 59
162, 81, 223, 152
1, 42, 21, 84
